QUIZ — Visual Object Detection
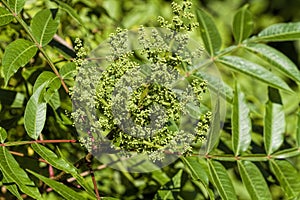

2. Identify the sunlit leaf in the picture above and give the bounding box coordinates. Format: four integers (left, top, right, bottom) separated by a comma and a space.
196, 8, 222, 56
270, 160, 300, 198
0, 7, 14, 26
264, 88, 285, 155
232, 82, 251, 156
31, 9, 60, 47
208, 160, 237, 200
60, 62, 77, 79
27, 169, 86, 200
256, 22, 300, 41
24, 83, 47, 139
7, 0, 25, 14
244, 43, 300, 83
217, 56, 292, 92
0, 127, 7, 143
232, 4, 253, 43
0, 146, 42, 199
297, 108, 300, 147
2, 39, 38, 85
238, 161, 272, 200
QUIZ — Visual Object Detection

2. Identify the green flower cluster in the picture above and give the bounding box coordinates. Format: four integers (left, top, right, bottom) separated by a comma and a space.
72, 0, 211, 161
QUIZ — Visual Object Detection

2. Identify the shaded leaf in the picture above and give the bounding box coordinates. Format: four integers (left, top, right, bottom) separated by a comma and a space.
181, 157, 208, 185
238, 161, 272, 200
0, 7, 14, 26
270, 160, 300, 198
217, 56, 292, 92
2, 39, 38, 85
196, 9, 222, 56
31, 9, 60, 47
24, 83, 47, 139
2, 175, 23, 200
232, 82, 251, 156
232, 4, 253, 43
0, 146, 41, 199
244, 43, 300, 83
0, 127, 7, 143
256, 22, 300, 41
264, 98, 285, 155
27, 169, 86, 200
207, 160, 237, 200
8, 0, 25, 14
54, 0, 83, 25
31, 143, 95, 198
205, 97, 220, 153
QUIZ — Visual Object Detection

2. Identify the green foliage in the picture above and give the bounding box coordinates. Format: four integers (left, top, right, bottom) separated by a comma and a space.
0, 0, 300, 199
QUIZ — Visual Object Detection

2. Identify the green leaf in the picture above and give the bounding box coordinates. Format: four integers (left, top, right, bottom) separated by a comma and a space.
244, 43, 300, 83
27, 169, 86, 200
297, 108, 300, 147
31, 9, 60, 47
264, 99, 285, 155
232, 4, 253, 43
0, 7, 14, 26
2, 175, 23, 200
0, 127, 7, 143
232, 82, 251, 156
7, 0, 25, 14
31, 143, 95, 198
196, 8, 222, 56
256, 22, 300, 41
217, 56, 292, 92
238, 161, 272, 200
24, 83, 47, 139
207, 160, 237, 200
0, 146, 42, 199
2, 39, 38, 85
270, 160, 300, 198
205, 97, 221, 153
60, 62, 77, 79
181, 157, 208, 185
54, 0, 83, 25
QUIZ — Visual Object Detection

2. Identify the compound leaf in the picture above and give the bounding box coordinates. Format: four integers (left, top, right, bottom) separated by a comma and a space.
0, 127, 7, 143
244, 43, 300, 83
0, 146, 42, 199
232, 4, 253, 43
256, 22, 300, 41
208, 160, 237, 200
264, 88, 285, 155
2, 39, 38, 85
217, 56, 292, 92
238, 161, 272, 200
7, 0, 25, 14
196, 8, 222, 56
0, 7, 14, 26
31, 9, 60, 47
27, 169, 86, 200
232, 82, 251, 156
24, 83, 47, 139
181, 156, 209, 185
270, 160, 300, 198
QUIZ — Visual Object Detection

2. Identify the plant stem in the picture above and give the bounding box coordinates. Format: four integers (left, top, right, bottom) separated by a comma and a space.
2, 0, 69, 93
0, 139, 77, 147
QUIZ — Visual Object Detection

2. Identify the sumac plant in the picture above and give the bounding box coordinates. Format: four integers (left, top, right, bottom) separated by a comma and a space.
0, 0, 300, 199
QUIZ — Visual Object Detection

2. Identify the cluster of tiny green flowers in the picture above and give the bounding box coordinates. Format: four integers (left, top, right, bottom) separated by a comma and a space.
157, 0, 198, 32
73, 38, 87, 68
72, 0, 211, 161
